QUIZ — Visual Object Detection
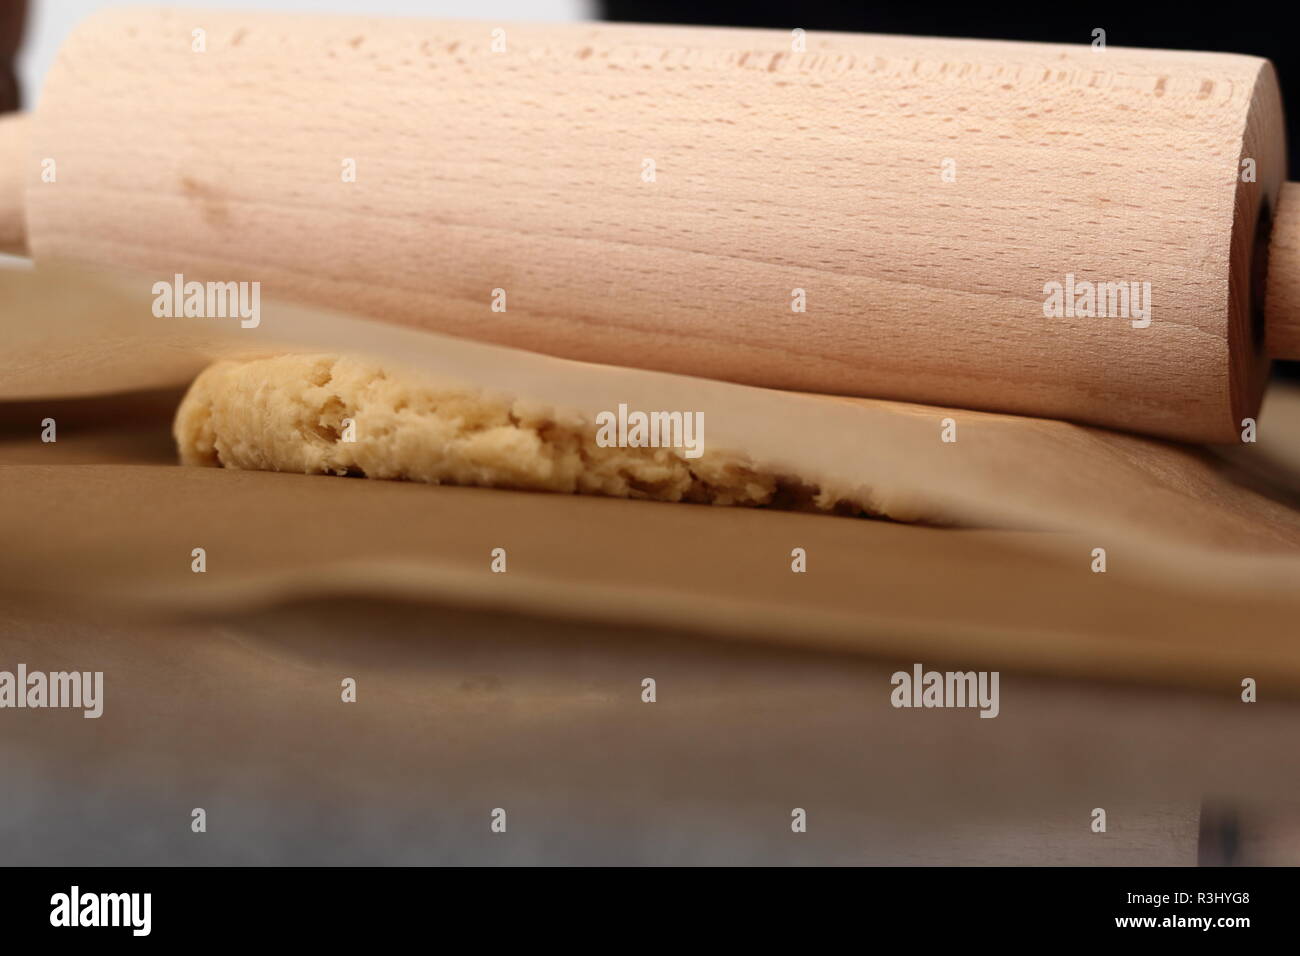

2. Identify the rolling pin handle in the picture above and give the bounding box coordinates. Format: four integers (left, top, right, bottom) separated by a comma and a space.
0, 110, 28, 256
1266, 181, 1300, 360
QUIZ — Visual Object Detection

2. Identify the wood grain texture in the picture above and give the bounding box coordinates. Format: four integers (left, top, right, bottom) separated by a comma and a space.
20, 10, 1291, 441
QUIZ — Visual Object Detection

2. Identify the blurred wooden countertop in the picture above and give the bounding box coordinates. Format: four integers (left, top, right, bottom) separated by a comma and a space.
1, 395, 1297, 865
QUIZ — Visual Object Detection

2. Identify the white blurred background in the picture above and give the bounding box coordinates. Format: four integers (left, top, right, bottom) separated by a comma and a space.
17, 0, 596, 106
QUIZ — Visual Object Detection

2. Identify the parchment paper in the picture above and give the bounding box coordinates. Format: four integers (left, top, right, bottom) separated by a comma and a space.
2, 265, 1299, 689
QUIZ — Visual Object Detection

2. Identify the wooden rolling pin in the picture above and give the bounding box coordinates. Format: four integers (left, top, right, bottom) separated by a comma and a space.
3, 8, 1300, 442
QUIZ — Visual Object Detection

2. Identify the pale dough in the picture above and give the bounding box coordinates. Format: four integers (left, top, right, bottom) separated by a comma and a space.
174, 353, 859, 512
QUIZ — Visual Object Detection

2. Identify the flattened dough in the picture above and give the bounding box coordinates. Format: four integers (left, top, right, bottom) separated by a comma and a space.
174, 353, 857, 512
174, 349, 1300, 573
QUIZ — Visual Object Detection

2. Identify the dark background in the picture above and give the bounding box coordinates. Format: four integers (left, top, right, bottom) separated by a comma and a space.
604, 0, 1300, 379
